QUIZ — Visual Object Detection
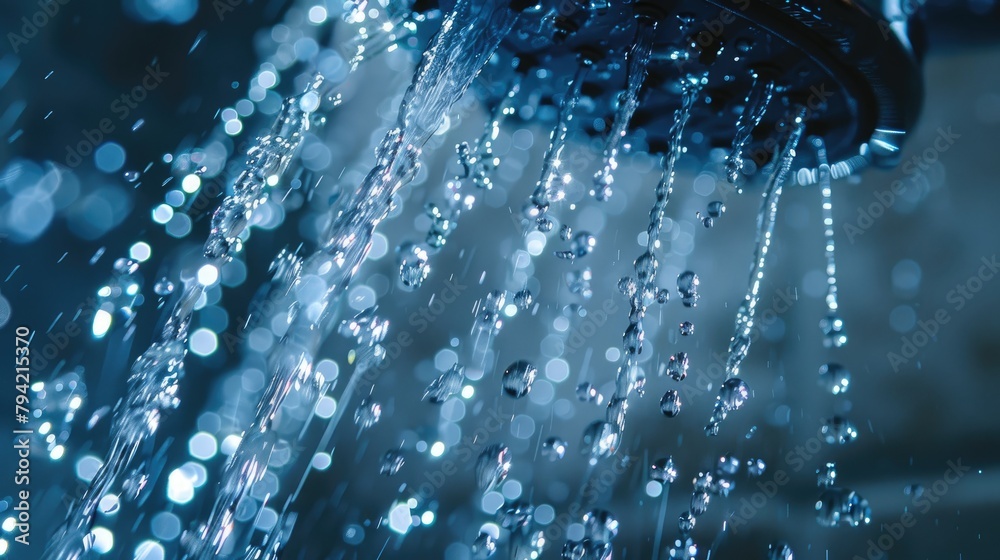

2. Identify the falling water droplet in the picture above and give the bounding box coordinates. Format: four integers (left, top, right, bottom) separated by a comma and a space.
513, 289, 533, 310
667, 352, 689, 381
582, 509, 619, 543
676, 271, 700, 308
747, 458, 766, 476
397, 242, 430, 288
817, 462, 838, 487
655, 288, 670, 304
650, 457, 678, 483
678, 511, 695, 533
821, 416, 858, 444
659, 390, 681, 417
501, 360, 537, 398
820, 314, 848, 348
123, 170, 141, 183
472, 532, 498, 559
716, 453, 741, 476
576, 382, 602, 404
424, 364, 466, 403
689, 490, 710, 516
707, 200, 725, 218
581, 421, 619, 461
380, 451, 405, 476
354, 398, 382, 430
570, 231, 596, 258
153, 278, 175, 296
679, 321, 694, 336
669, 537, 698, 560
559, 224, 573, 241
542, 436, 567, 461
719, 378, 749, 410
818, 362, 851, 395
767, 541, 794, 560
476, 444, 511, 493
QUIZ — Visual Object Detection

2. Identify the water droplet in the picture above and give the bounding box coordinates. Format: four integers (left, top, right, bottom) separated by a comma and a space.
677, 271, 700, 307
380, 451, 405, 476
576, 382, 602, 404
816, 490, 846, 526
476, 444, 511, 493
747, 458, 766, 476
820, 313, 848, 348
566, 268, 593, 299
424, 364, 465, 403
693, 471, 714, 493
582, 509, 619, 543
689, 490, 710, 515
659, 390, 681, 417
904, 484, 924, 497
581, 421, 619, 460
679, 321, 694, 336
718, 378, 750, 411
817, 462, 837, 487
153, 278, 175, 296
669, 537, 698, 560
618, 276, 638, 298
124, 170, 141, 183
513, 289, 534, 310
650, 457, 678, 484
716, 453, 740, 476
499, 501, 534, 529
472, 532, 497, 559
667, 352, 689, 381
397, 242, 430, 288
845, 492, 871, 527
559, 224, 573, 241
501, 360, 537, 398
707, 200, 726, 218
821, 416, 858, 444
542, 436, 567, 461
678, 511, 695, 533
818, 363, 851, 395
767, 541, 793, 560
570, 231, 596, 258
354, 398, 382, 430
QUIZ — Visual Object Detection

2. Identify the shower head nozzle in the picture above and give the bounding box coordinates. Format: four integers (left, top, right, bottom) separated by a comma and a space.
463, 0, 924, 178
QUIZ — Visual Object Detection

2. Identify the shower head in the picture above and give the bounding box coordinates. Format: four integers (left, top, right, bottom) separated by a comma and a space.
458, 0, 925, 178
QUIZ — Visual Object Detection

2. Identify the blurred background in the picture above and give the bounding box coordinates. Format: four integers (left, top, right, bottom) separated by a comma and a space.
1, 0, 999, 558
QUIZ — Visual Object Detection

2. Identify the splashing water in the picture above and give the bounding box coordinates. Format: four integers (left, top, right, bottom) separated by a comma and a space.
187, 0, 521, 554
813, 136, 848, 348
706, 105, 808, 436
525, 60, 591, 232
603, 74, 703, 448
592, 19, 657, 201
725, 74, 775, 185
